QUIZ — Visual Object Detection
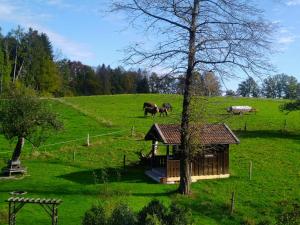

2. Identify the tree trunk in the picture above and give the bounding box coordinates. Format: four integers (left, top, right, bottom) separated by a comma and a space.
178, 0, 199, 195
0, 72, 2, 94
13, 46, 18, 83
11, 137, 25, 163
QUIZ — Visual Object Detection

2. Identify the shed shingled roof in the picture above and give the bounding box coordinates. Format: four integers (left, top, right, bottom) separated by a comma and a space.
144, 123, 240, 145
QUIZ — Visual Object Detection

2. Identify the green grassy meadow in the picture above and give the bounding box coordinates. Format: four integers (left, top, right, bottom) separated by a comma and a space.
0, 94, 299, 225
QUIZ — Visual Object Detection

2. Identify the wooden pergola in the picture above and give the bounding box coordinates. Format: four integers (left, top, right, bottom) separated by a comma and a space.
6, 197, 62, 225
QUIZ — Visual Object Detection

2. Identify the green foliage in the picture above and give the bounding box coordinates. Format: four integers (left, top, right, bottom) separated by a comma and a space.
144, 214, 163, 225
0, 207, 7, 224
0, 27, 62, 95
225, 89, 236, 96
0, 34, 12, 93
242, 218, 257, 225
138, 200, 168, 225
108, 203, 136, 225
192, 71, 221, 97
37, 57, 62, 95
82, 205, 107, 225
237, 77, 260, 97
0, 85, 62, 145
167, 202, 193, 225
83, 200, 192, 225
275, 200, 300, 225
280, 100, 300, 112
262, 74, 299, 99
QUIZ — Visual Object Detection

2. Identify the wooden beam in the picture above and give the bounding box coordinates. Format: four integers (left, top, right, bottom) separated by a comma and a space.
6, 196, 62, 225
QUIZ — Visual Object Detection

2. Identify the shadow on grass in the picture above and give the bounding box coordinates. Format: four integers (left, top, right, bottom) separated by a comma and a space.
131, 116, 147, 119
0, 165, 177, 198
58, 164, 155, 185
235, 130, 300, 141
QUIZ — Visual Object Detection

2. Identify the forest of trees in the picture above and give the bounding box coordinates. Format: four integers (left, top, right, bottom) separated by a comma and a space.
0, 27, 152, 96
228, 74, 300, 99
0, 26, 222, 97
1, 26, 298, 99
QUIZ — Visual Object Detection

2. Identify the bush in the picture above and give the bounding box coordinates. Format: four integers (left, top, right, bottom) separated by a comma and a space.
82, 205, 107, 225
138, 200, 168, 224
242, 218, 256, 225
257, 219, 272, 225
167, 202, 193, 225
145, 214, 163, 225
275, 200, 300, 225
83, 199, 193, 225
108, 203, 136, 225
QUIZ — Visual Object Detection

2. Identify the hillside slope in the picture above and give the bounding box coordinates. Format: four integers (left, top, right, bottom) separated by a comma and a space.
0, 94, 299, 225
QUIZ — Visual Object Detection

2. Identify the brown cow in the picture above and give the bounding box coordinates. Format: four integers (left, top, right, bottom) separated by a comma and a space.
144, 106, 159, 117
143, 102, 156, 110
159, 107, 168, 116
162, 103, 172, 112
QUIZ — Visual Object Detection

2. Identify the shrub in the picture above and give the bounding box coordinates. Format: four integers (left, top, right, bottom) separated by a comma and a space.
108, 203, 136, 225
257, 219, 272, 225
83, 199, 193, 225
144, 214, 163, 225
82, 205, 107, 225
138, 200, 168, 225
242, 218, 256, 225
167, 202, 193, 225
275, 200, 300, 225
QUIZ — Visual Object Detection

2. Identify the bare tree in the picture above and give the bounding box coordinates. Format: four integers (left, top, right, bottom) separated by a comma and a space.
111, 0, 274, 194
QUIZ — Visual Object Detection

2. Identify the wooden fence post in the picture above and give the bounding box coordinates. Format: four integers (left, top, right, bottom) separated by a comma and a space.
87, 133, 90, 146
131, 126, 135, 137
283, 119, 287, 130
123, 155, 126, 170
249, 160, 253, 180
244, 121, 247, 131
230, 191, 235, 215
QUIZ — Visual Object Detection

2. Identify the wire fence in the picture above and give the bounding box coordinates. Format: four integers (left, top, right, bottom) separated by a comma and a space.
0, 115, 299, 157
0, 129, 131, 156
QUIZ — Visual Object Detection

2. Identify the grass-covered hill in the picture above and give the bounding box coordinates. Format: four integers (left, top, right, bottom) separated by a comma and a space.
0, 94, 299, 225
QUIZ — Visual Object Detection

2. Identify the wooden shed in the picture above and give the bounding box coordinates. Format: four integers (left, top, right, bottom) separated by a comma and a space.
144, 123, 240, 184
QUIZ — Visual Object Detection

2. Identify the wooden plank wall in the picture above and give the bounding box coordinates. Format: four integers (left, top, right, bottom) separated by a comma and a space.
192, 144, 229, 176
167, 160, 180, 177
166, 145, 229, 178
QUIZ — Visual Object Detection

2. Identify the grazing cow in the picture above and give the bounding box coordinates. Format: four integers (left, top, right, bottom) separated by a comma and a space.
159, 107, 168, 116
143, 102, 156, 110
162, 103, 172, 112
144, 106, 159, 117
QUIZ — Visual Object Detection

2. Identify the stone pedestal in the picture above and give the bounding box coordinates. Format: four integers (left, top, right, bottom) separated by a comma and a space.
2, 160, 27, 176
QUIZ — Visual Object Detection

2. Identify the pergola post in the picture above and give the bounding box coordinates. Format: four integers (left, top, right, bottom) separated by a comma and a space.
151, 140, 155, 169
52, 204, 58, 225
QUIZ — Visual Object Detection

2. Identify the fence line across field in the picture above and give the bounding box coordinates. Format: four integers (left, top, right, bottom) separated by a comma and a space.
39, 130, 129, 148
0, 130, 129, 155
0, 118, 299, 154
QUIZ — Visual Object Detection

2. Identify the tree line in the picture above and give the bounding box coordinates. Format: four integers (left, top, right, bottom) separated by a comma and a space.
0, 27, 151, 96
0, 26, 223, 97
3, 26, 297, 100
226, 74, 300, 99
